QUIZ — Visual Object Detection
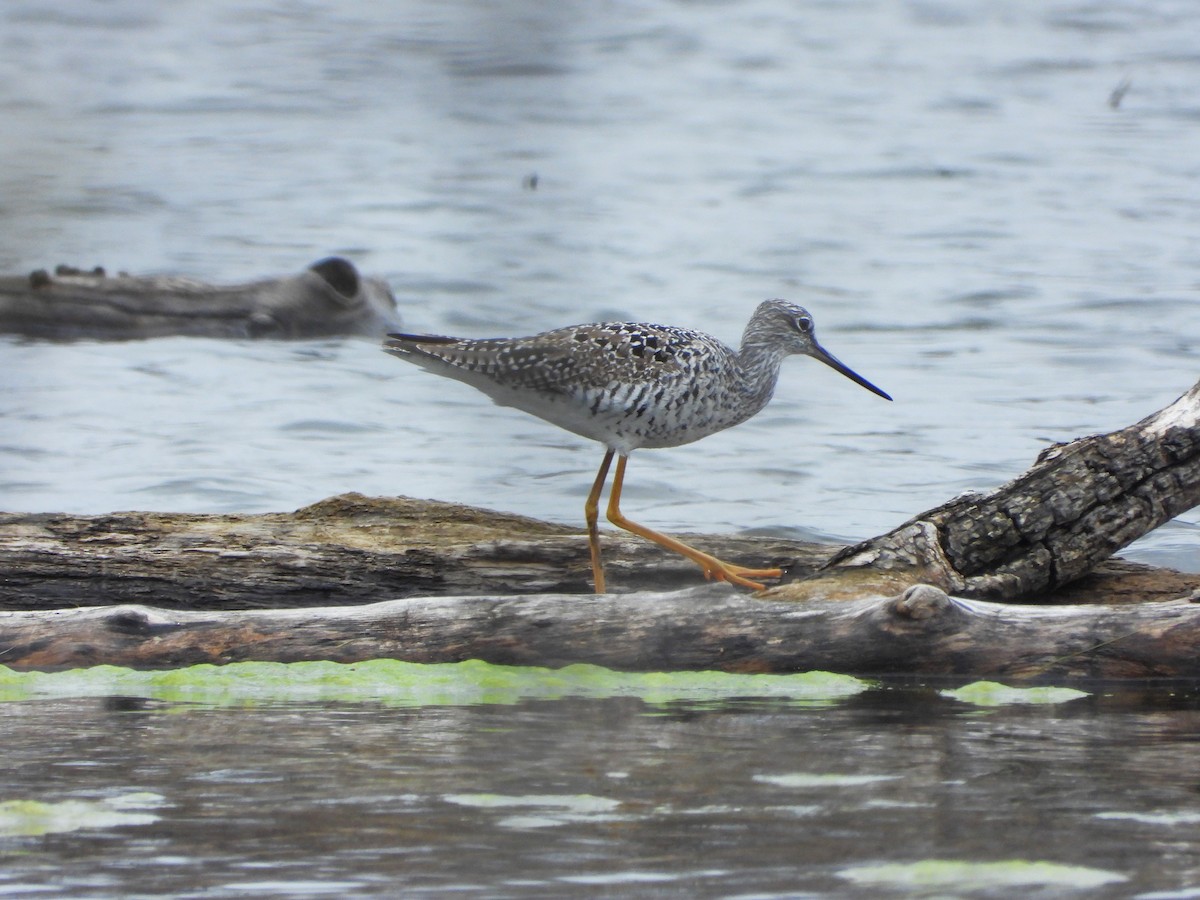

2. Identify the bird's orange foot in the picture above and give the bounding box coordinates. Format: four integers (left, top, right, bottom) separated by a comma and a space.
700, 563, 784, 591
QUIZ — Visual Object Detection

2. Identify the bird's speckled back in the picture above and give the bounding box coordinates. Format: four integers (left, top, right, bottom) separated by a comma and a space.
384, 300, 827, 454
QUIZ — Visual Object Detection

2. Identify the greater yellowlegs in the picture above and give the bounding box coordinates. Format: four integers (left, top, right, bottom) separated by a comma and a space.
384, 299, 891, 592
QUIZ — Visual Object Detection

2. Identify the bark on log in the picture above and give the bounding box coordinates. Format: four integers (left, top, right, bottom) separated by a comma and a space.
4, 493, 1192, 613
0, 494, 828, 610
3, 586, 1199, 678
0, 257, 399, 340
773, 380, 1200, 603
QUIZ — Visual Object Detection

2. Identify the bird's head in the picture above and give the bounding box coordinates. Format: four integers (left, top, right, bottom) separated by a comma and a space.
746, 299, 892, 401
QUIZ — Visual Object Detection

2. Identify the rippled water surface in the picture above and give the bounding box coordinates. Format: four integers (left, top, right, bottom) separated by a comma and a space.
2, 670, 1200, 898
3, 1, 1200, 896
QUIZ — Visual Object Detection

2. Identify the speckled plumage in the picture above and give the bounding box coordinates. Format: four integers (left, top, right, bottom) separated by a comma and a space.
384, 299, 883, 454
383, 299, 890, 592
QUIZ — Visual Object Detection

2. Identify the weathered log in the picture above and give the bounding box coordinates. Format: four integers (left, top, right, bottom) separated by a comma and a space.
774, 380, 1200, 603
2, 586, 1198, 678
0, 493, 828, 610
3, 492, 1192, 613
2, 491, 1198, 677
0, 257, 399, 340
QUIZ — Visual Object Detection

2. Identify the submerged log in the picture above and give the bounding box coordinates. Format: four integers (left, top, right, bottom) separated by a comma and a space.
2, 586, 1198, 678
0, 257, 399, 340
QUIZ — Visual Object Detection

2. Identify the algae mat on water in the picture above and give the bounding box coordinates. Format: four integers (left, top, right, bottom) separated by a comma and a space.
941, 681, 1090, 707
0, 660, 871, 707
839, 859, 1127, 891
0, 793, 166, 838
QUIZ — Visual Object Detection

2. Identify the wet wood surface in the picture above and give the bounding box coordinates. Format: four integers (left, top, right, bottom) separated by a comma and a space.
3, 586, 1198, 679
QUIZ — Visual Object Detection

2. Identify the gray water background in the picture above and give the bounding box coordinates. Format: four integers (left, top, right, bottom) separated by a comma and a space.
1, 683, 1198, 899
3, 0, 1200, 567
3, 1, 1200, 897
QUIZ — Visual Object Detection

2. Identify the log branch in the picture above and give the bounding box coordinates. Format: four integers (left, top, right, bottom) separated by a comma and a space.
774, 381, 1200, 602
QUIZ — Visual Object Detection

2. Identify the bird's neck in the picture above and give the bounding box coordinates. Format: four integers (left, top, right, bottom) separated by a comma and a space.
732, 339, 787, 409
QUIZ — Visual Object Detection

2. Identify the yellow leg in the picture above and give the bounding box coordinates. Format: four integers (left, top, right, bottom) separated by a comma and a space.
605, 455, 783, 590
584, 450, 615, 594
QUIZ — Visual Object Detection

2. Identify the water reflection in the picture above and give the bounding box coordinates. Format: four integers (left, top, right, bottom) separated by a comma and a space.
2, 681, 1199, 897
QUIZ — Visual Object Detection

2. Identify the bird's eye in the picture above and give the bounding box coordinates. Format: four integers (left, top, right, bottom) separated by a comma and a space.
793, 314, 813, 334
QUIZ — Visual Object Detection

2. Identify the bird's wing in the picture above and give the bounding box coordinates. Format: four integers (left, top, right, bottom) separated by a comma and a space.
385, 323, 718, 396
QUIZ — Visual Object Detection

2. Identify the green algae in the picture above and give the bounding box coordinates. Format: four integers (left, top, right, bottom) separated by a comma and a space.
0, 793, 164, 838
0, 660, 868, 708
941, 681, 1090, 707
839, 859, 1127, 891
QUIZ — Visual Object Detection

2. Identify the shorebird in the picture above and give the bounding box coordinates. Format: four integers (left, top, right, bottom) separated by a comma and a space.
383, 299, 891, 593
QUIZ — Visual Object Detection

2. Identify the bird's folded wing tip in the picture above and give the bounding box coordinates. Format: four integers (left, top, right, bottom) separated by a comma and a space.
384, 332, 458, 345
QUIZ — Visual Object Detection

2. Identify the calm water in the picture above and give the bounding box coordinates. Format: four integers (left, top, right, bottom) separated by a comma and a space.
2, 677, 1200, 898
3, 1, 1200, 895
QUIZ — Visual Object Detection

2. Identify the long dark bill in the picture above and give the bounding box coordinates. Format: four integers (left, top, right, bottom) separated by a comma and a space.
811, 342, 892, 401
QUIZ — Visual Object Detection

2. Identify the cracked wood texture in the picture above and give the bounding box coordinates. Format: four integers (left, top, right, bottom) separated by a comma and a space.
2, 495, 1193, 614
2, 586, 1198, 678
773, 380, 1200, 602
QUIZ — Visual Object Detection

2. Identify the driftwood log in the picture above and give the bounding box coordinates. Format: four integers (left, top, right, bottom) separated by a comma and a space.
0, 257, 399, 340
1, 587, 1198, 679
0, 494, 827, 610
3, 379, 1200, 676
2, 491, 1194, 611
